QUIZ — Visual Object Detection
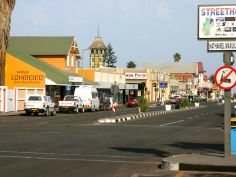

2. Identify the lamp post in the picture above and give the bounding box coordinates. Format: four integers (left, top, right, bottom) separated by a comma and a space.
82, 48, 90, 85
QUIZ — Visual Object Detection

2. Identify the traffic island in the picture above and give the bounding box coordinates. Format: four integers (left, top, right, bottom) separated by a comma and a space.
161, 153, 236, 172
97, 106, 206, 124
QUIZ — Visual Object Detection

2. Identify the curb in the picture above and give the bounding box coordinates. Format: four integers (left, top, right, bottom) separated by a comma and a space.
161, 159, 236, 172
97, 106, 206, 124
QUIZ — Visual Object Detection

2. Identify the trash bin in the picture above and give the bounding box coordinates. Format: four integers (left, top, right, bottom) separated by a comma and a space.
175, 102, 180, 109
231, 117, 236, 155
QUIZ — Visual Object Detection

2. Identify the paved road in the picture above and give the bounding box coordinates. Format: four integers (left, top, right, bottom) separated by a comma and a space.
0, 103, 235, 177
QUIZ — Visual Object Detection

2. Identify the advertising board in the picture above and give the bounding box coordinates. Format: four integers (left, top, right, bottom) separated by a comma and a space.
198, 5, 236, 39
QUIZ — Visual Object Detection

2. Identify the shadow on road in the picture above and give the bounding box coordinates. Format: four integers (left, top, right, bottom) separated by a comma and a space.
166, 142, 224, 154
110, 147, 169, 157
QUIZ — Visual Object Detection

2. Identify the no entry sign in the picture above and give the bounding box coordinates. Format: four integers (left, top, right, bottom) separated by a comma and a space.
214, 66, 236, 90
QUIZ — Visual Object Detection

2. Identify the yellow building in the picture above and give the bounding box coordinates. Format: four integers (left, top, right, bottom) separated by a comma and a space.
89, 36, 106, 68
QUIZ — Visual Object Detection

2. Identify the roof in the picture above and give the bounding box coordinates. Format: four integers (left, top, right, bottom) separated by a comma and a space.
89, 37, 106, 49
8, 36, 75, 55
8, 50, 95, 85
156, 62, 198, 74
197, 62, 204, 73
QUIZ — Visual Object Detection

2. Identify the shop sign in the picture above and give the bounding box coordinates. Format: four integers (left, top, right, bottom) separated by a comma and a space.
198, 5, 236, 39
10, 70, 44, 84
158, 74, 165, 81
125, 73, 147, 80
208, 40, 236, 51
69, 76, 83, 82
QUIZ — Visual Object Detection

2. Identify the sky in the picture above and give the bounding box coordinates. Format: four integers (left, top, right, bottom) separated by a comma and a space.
10, 0, 236, 77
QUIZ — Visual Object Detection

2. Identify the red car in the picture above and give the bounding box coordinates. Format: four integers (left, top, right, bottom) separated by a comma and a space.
127, 97, 139, 107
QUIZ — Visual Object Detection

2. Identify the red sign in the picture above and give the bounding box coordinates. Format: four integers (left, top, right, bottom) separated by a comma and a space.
214, 66, 236, 90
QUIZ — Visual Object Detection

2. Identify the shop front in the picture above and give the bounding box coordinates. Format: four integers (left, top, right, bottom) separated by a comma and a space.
5, 52, 46, 112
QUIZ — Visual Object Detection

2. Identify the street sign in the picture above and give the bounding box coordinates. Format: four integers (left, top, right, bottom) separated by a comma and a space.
160, 82, 168, 88
198, 5, 236, 39
214, 66, 236, 90
110, 85, 119, 95
208, 40, 236, 51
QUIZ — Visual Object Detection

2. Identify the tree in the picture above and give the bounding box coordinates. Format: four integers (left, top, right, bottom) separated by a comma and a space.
173, 53, 181, 63
127, 61, 136, 68
104, 43, 117, 67
0, 0, 16, 86
209, 74, 215, 84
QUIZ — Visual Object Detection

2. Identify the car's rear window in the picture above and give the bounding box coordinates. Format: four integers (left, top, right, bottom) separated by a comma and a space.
64, 96, 75, 101
28, 96, 42, 101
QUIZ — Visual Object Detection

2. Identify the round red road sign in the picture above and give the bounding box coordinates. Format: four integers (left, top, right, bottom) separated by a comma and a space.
214, 66, 236, 90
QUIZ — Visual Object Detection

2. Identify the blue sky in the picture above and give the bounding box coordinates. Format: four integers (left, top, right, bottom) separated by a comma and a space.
10, 0, 236, 76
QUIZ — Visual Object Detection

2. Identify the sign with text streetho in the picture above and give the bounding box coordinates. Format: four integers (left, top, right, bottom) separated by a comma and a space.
198, 5, 236, 39
125, 73, 147, 80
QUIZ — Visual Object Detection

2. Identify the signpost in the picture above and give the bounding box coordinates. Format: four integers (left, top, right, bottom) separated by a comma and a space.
198, 4, 236, 158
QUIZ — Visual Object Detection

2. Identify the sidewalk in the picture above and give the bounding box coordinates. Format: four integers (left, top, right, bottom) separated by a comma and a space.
0, 111, 24, 117
161, 153, 236, 172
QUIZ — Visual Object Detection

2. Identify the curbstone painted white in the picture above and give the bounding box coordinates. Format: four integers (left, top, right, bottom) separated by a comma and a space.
97, 106, 206, 124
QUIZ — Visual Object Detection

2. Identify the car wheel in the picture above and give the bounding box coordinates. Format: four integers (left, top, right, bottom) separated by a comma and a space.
80, 106, 85, 113
26, 111, 31, 116
44, 108, 49, 116
51, 108, 56, 116
75, 107, 79, 114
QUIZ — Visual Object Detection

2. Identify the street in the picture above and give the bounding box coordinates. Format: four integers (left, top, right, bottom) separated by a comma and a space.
0, 103, 235, 177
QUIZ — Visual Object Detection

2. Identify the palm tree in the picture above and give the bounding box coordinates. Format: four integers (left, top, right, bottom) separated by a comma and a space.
209, 74, 215, 84
0, 0, 16, 85
127, 61, 136, 68
173, 53, 181, 63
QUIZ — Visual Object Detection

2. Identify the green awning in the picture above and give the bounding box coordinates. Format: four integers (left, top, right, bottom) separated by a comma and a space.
8, 50, 96, 85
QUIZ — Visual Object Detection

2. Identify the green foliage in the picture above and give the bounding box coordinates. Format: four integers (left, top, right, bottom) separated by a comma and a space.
209, 74, 215, 84
138, 97, 149, 113
173, 53, 181, 63
180, 99, 190, 108
104, 43, 117, 67
194, 98, 200, 103
127, 61, 136, 68
165, 100, 171, 105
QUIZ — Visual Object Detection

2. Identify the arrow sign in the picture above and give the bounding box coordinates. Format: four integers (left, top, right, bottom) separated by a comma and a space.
214, 66, 236, 90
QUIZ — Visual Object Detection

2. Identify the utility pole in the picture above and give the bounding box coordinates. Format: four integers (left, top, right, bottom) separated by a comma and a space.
224, 51, 232, 158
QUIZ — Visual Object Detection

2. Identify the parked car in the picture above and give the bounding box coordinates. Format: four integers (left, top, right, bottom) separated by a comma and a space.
98, 93, 111, 111
58, 95, 84, 113
74, 86, 99, 111
170, 95, 183, 104
24, 95, 56, 116
127, 97, 139, 107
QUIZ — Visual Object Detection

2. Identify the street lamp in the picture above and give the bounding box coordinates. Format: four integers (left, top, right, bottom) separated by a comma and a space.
82, 48, 90, 85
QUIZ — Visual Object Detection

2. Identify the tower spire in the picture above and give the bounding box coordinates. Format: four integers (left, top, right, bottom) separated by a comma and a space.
97, 21, 100, 37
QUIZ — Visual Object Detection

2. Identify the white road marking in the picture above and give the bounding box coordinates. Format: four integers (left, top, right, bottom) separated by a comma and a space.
188, 117, 193, 120
159, 120, 184, 127
194, 116, 199, 118
0, 151, 156, 160
0, 155, 157, 164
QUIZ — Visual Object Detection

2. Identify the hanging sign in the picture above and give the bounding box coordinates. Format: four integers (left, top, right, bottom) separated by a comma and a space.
214, 66, 236, 90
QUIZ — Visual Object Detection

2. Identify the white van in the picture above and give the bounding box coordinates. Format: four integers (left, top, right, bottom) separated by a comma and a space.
74, 86, 99, 111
